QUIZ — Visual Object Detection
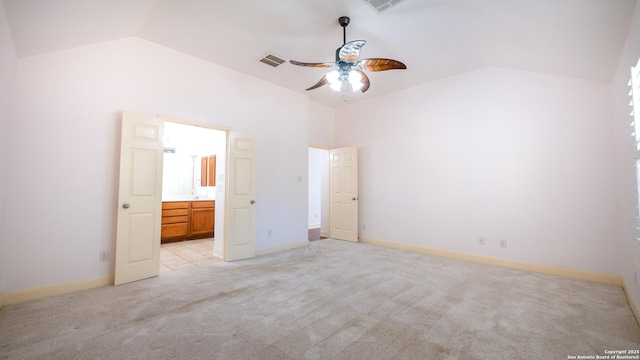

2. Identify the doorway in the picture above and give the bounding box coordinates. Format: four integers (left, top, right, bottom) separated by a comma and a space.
160, 121, 227, 273
308, 147, 329, 241
115, 112, 258, 285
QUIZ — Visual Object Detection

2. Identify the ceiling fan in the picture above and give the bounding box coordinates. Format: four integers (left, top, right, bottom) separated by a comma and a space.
289, 16, 407, 95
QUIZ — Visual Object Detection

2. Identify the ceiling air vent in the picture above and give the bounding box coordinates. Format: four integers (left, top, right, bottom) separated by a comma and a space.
363, 0, 406, 13
259, 53, 286, 68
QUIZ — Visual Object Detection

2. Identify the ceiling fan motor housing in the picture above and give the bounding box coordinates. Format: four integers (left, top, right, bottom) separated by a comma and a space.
339, 63, 352, 80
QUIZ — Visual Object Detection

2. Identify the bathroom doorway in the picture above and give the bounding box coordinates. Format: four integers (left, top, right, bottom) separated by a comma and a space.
308, 147, 329, 241
160, 121, 227, 273
115, 112, 258, 285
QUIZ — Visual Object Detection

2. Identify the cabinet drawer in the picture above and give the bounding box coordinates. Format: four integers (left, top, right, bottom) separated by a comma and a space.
162, 209, 189, 217
192, 201, 215, 209
161, 223, 188, 238
162, 201, 189, 210
162, 215, 188, 225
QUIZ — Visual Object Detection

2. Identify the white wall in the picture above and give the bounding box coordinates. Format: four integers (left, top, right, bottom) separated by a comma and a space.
5, 37, 309, 292
612, 2, 640, 312
335, 67, 620, 275
0, 1, 17, 300
309, 101, 335, 147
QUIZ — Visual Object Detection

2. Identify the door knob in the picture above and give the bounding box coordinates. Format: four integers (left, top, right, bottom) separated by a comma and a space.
122, 203, 131, 209
250, 200, 256, 204
352, 197, 357, 201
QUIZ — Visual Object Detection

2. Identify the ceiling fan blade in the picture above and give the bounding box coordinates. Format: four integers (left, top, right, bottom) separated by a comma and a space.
358, 58, 407, 71
338, 40, 366, 62
289, 60, 334, 68
305, 75, 329, 91
353, 70, 370, 93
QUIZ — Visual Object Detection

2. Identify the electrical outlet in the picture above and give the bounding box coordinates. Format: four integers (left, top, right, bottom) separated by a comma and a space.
478, 237, 485, 245
267, 230, 272, 237
99, 251, 109, 262
500, 239, 507, 248
363, 224, 367, 230
315, 214, 318, 219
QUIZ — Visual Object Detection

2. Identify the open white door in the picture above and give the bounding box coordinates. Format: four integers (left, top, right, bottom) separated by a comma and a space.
329, 146, 358, 242
225, 131, 257, 261
114, 112, 164, 285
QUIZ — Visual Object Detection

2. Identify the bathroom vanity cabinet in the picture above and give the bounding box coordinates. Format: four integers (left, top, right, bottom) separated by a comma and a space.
161, 200, 215, 243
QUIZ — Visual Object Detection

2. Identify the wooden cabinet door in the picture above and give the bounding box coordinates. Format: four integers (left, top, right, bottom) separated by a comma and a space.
208, 155, 216, 186
191, 207, 215, 237
200, 155, 217, 187
201, 157, 208, 187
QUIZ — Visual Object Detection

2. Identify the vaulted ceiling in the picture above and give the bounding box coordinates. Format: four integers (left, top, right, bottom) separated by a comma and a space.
2, 0, 637, 107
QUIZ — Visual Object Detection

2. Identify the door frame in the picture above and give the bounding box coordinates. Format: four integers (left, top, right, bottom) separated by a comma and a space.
309, 144, 360, 242
158, 115, 231, 261
115, 112, 259, 284
308, 145, 331, 239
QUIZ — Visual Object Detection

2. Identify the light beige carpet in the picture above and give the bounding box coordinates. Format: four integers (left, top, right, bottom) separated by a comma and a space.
1, 239, 638, 359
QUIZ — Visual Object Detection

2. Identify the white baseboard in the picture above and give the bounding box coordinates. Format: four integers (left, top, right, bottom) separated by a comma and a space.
256, 240, 308, 256
2, 275, 114, 306
308, 224, 321, 230
212, 247, 224, 260
320, 231, 328, 238
359, 237, 623, 286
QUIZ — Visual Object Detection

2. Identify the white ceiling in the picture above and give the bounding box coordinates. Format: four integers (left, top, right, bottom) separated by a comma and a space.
2, 0, 637, 108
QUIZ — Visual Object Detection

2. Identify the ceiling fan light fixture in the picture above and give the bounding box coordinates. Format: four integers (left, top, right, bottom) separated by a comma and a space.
326, 70, 342, 91
348, 70, 364, 92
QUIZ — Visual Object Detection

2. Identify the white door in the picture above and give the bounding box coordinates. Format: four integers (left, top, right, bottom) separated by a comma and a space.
114, 112, 164, 285
225, 131, 257, 261
329, 147, 358, 242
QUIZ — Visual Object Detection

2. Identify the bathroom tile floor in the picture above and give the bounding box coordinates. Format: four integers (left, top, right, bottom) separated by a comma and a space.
159, 238, 222, 274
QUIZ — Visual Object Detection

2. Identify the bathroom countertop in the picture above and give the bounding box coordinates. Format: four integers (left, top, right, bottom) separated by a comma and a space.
162, 196, 215, 202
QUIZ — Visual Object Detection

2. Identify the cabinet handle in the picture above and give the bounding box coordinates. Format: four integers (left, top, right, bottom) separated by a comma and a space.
122, 203, 131, 209
250, 200, 256, 205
